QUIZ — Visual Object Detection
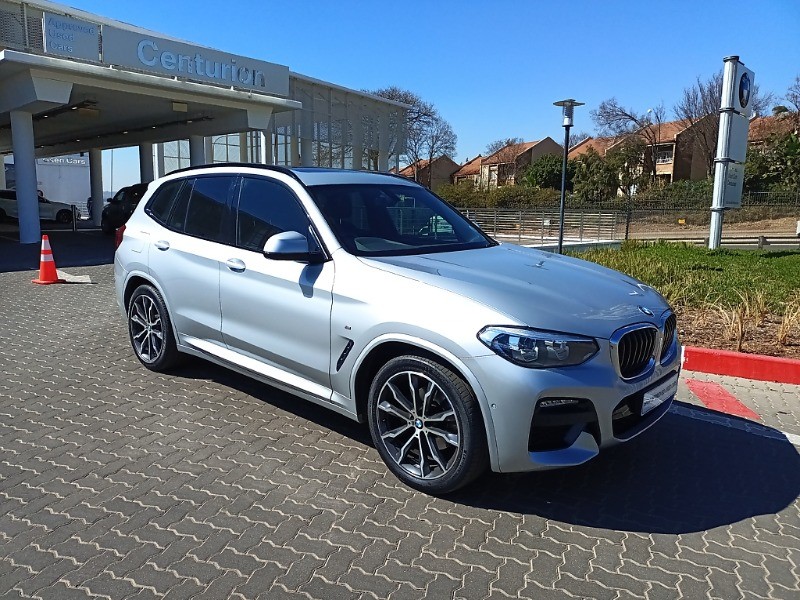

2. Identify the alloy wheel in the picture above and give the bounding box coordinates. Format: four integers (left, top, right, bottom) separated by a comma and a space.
375, 370, 461, 480
129, 294, 165, 363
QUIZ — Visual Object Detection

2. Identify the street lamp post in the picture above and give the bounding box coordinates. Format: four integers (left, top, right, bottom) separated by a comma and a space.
553, 99, 584, 254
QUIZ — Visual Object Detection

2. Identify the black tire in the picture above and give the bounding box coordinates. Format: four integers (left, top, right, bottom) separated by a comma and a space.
127, 284, 181, 372
56, 209, 72, 224
0, 208, 6, 222
101, 217, 115, 235
367, 355, 488, 494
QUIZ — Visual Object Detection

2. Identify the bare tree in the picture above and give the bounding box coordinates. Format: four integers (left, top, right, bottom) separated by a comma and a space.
783, 75, 800, 129
485, 137, 524, 156
673, 71, 774, 176
421, 117, 457, 188
369, 86, 433, 176
591, 99, 666, 182
568, 130, 590, 149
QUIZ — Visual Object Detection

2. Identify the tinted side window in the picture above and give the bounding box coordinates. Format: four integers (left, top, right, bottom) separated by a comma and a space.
147, 180, 185, 224
183, 176, 234, 244
236, 177, 310, 252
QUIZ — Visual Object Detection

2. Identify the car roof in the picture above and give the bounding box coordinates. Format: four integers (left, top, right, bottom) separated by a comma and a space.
167, 163, 418, 189
289, 168, 417, 187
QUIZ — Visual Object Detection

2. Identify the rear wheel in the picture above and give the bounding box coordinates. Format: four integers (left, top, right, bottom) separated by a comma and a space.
127, 284, 181, 371
367, 355, 488, 494
101, 217, 114, 234
56, 209, 72, 224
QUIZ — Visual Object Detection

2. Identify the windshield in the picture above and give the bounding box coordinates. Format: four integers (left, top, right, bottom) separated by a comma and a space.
308, 183, 495, 256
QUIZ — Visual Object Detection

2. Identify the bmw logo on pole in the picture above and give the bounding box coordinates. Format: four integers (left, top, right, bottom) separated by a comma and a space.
739, 72, 751, 109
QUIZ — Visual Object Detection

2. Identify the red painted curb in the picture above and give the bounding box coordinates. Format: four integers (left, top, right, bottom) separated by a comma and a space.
684, 379, 761, 420
682, 346, 800, 385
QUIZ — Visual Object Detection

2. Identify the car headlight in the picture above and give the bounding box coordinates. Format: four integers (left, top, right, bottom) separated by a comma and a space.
477, 326, 598, 368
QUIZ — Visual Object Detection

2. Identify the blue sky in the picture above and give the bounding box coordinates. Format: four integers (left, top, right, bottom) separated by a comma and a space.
61, 0, 800, 189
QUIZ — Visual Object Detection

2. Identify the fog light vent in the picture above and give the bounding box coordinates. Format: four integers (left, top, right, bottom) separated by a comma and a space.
538, 398, 580, 409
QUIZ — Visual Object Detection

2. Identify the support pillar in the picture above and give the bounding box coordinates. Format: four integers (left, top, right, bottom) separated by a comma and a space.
0, 157, 6, 189
301, 98, 314, 167
10, 110, 40, 244
378, 110, 390, 172
260, 130, 273, 165
351, 103, 363, 170
189, 135, 206, 166
89, 148, 103, 226
238, 132, 248, 163
138, 142, 154, 183
156, 143, 166, 177
204, 136, 214, 164
290, 120, 300, 166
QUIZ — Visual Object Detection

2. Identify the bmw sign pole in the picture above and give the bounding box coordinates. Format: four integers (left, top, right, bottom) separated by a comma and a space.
709, 56, 754, 249
554, 99, 583, 254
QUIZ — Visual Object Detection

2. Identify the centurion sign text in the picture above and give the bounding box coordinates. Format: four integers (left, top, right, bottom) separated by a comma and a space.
102, 27, 290, 97
135, 39, 267, 88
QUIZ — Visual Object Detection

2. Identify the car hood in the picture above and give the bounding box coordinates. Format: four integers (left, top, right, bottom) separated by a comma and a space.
362, 244, 670, 339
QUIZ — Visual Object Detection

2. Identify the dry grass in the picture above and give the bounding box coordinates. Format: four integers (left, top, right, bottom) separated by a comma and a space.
714, 302, 747, 352
778, 294, 800, 346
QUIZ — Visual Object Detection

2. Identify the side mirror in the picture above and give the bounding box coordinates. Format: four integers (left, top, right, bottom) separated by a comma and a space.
263, 231, 325, 263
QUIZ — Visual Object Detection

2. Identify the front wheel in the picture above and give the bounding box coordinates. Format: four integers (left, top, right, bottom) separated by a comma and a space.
56, 209, 72, 224
127, 284, 181, 372
367, 355, 488, 494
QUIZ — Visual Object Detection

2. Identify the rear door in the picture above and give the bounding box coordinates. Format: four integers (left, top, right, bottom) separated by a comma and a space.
146, 175, 236, 350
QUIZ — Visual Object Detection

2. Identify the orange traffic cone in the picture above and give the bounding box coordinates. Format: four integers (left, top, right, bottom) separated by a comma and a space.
32, 235, 65, 285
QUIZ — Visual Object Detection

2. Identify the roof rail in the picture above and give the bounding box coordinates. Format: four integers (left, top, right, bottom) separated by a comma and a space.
166, 162, 303, 183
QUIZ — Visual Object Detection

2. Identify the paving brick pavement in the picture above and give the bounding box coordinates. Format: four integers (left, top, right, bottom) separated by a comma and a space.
0, 264, 798, 600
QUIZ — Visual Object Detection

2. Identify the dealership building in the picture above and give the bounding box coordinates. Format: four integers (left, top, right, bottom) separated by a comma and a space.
0, 0, 407, 243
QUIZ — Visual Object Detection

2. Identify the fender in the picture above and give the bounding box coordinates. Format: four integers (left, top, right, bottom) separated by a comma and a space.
350, 333, 501, 471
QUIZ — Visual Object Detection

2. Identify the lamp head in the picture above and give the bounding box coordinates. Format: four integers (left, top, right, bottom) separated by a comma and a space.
554, 99, 585, 127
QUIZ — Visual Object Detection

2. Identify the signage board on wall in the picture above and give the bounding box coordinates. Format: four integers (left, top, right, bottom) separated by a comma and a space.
102, 27, 290, 97
42, 12, 100, 61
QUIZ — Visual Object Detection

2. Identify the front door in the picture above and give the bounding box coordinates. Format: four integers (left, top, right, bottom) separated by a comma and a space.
219, 176, 334, 400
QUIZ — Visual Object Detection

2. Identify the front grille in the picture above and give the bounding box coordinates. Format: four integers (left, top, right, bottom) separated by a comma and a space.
616, 326, 657, 379
661, 313, 677, 360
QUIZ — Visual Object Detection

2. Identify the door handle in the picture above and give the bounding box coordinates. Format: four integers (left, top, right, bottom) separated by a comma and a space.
225, 258, 246, 272
154, 240, 170, 251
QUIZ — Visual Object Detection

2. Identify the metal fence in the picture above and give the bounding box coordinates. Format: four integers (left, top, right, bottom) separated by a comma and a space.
457, 203, 800, 246
460, 208, 621, 243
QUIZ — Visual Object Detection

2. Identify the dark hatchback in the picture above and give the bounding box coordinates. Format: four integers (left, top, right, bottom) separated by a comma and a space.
102, 183, 149, 234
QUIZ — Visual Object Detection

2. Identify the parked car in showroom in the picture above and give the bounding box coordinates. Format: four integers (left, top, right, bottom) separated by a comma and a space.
0, 189, 78, 223
101, 183, 149, 234
114, 165, 680, 494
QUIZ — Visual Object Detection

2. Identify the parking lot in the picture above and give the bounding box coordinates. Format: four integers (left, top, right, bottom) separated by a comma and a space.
1, 261, 799, 599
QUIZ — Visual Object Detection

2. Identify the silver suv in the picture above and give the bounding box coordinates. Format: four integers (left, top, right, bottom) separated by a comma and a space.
115, 165, 680, 494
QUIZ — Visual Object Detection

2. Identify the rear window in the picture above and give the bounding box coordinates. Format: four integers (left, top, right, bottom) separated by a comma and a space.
183, 176, 234, 243
146, 179, 185, 224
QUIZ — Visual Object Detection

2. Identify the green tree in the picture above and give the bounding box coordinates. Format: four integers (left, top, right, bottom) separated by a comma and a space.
572, 148, 618, 202
605, 139, 648, 198
519, 153, 573, 190
767, 132, 800, 189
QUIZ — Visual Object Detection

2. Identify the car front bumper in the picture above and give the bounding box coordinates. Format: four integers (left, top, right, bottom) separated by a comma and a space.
465, 339, 681, 473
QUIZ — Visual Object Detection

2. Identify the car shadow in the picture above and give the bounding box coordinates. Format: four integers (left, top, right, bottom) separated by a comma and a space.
172, 360, 800, 535
449, 403, 800, 534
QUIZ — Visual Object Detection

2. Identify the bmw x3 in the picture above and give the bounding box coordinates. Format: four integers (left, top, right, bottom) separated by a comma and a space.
115, 164, 680, 494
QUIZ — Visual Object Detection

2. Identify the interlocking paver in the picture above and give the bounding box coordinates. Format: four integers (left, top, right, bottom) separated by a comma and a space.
1, 263, 799, 600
